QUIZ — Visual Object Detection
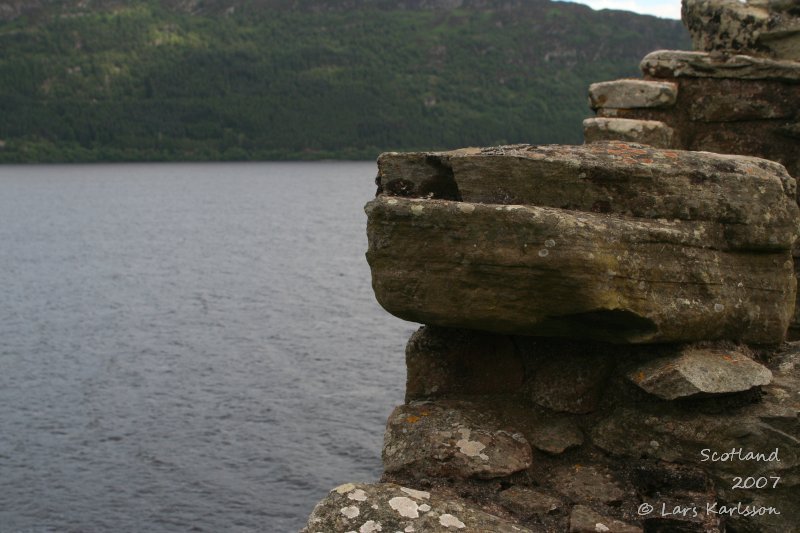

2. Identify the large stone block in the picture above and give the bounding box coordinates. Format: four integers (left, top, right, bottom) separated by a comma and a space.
367, 143, 798, 344
366, 195, 795, 343
375, 142, 798, 250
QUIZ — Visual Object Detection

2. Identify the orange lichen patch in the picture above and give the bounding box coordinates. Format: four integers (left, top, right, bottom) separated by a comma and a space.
635, 371, 646, 383
420, 410, 430, 416
721, 353, 742, 364
406, 415, 421, 424
662, 151, 679, 159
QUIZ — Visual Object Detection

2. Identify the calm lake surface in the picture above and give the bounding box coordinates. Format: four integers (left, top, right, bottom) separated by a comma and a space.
0, 162, 413, 532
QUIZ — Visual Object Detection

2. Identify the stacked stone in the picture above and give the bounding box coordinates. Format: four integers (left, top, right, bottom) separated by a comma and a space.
584, 0, 800, 338
303, 142, 800, 533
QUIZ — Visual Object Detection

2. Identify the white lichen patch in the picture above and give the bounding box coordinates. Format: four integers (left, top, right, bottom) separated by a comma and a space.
404, 526, 416, 532
595, 523, 610, 532
538, 249, 549, 257
400, 487, 430, 500
389, 496, 420, 518
411, 205, 424, 215
387, 198, 398, 205
419, 504, 431, 512
545, 239, 556, 248
439, 514, 466, 529
360, 520, 382, 533
341, 505, 360, 519
456, 438, 488, 460
714, 303, 725, 313
336, 483, 357, 494
348, 488, 368, 502
457, 203, 476, 214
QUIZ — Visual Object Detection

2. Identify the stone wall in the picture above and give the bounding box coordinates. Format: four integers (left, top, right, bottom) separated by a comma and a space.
302, 3, 800, 531
303, 143, 800, 533
584, 0, 800, 338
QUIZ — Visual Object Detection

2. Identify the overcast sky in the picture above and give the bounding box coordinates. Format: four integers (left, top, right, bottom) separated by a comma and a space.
563, 0, 682, 19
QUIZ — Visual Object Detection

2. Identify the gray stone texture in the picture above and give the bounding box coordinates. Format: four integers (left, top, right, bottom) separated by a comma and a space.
640, 50, 800, 81
382, 401, 533, 480
682, 0, 800, 60
301, 482, 535, 533
367, 143, 799, 345
405, 326, 524, 400
588, 79, 677, 109
583, 117, 674, 147
626, 345, 773, 399
498, 487, 562, 519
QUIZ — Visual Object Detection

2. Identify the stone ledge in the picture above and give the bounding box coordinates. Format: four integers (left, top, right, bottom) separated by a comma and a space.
366, 196, 796, 344
588, 79, 677, 110
640, 50, 800, 82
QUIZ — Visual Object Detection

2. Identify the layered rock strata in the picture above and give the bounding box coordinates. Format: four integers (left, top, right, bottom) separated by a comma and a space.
303, 140, 800, 532
367, 142, 798, 345
584, 0, 800, 337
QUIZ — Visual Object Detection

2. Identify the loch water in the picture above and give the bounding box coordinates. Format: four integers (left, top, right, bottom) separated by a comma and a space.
0, 162, 413, 532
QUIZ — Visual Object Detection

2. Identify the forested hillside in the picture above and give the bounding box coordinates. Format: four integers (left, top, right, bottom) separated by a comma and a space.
0, 0, 690, 162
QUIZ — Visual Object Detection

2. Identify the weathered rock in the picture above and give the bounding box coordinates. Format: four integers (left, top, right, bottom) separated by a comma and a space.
527, 353, 614, 413
641, 50, 800, 82
588, 80, 678, 110
405, 326, 524, 400
569, 505, 642, 533
682, 0, 800, 60
591, 343, 800, 532
383, 401, 532, 480
528, 417, 585, 453
583, 117, 674, 148
498, 486, 563, 519
688, 92, 795, 121
376, 143, 798, 243
626, 345, 773, 399
550, 465, 627, 504
301, 482, 535, 533
366, 195, 796, 344
682, 0, 771, 55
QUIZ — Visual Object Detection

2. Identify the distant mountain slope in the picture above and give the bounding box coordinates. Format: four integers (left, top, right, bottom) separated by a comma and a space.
0, 0, 689, 162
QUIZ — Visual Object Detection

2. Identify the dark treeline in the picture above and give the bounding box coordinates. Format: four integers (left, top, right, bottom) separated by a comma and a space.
0, 0, 690, 162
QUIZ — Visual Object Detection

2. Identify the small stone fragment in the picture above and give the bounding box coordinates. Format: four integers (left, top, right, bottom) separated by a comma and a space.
626, 346, 773, 400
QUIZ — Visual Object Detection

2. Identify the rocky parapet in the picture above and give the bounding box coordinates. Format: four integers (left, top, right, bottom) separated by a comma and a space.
368, 142, 798, 344
682, 0, 800, 60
